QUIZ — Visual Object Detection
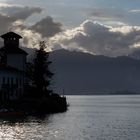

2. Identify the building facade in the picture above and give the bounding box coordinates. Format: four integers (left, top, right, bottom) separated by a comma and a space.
0, 32, 28, 101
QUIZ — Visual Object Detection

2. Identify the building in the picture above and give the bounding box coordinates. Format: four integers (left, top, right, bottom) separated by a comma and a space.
0, 32, 28, 101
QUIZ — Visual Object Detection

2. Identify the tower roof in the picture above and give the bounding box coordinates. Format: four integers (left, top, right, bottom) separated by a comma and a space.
1, 31, 22, 39
0, 46, 28, 55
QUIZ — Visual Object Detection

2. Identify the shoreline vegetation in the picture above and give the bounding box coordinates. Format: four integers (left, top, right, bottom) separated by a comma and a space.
0, 41, 68, 116
0, 91, 68, 116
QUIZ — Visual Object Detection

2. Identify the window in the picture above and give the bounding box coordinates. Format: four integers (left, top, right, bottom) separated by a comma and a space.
2, 77, 5, 84
19, 78, 22, 86
11, 77, 13, 86
7, 77, 9, 84
16, 78, 18, 87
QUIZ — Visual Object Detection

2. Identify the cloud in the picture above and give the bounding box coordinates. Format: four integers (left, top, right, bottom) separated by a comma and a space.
49, 20, 140, 57
0, 4, 42, 34
0, 3, 18, 8
0, 13, 16, 34
89, 8, 124, 20
0, 4, 62, 50
129, 9, 140, 13
0, 2, 140, 57
0, 2, 63, 49
10, 7, 42, 20
88, 7, 127, 26
31, 16, 62, 37
0, 5, 42, 20
11, 16, 63, 49
13, 28, 42, 49
0, 3, 43, 46
88, 7, 140, 26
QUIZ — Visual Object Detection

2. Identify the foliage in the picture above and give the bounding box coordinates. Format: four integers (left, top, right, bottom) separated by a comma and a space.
26, 41, 53, 96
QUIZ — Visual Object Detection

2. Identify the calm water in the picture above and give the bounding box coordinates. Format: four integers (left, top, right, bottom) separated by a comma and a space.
0, 95, 140, 140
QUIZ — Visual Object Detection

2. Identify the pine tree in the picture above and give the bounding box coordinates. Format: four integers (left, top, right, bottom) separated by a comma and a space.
32, 41, 53, 96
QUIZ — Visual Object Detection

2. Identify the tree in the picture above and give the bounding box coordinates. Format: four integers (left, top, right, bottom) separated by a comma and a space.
31, 41, 53, 96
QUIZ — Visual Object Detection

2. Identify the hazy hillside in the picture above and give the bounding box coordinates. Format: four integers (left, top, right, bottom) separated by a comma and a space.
21, 47, 140, 95
49, 49, 140, 95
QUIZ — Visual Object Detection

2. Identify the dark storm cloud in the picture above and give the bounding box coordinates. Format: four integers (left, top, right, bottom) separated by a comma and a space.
0, 5, 42, 34
0, 4, 42, 20
9, 7, 42, 20
0, 13, 15, 34
31, 16, 62, 37
0, 5, 63, 48
0, 4, 43, 48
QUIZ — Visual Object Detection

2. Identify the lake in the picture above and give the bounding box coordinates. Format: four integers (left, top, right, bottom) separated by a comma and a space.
0, 95, 140, 140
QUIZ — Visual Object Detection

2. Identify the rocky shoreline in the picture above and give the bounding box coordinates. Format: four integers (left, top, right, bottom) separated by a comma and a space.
0, 93, 68, 116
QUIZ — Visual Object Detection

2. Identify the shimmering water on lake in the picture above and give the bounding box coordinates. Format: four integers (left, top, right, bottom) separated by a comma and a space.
0, 95, 140, 140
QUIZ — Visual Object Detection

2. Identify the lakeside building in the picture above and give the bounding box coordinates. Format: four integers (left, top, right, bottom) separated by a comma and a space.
0, 32, 28, 101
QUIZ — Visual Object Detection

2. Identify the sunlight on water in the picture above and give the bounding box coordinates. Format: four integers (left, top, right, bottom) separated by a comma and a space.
0, 95, 140, 140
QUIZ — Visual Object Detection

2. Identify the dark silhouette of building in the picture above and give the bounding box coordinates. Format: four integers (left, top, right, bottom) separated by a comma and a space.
0, 32, 28, 101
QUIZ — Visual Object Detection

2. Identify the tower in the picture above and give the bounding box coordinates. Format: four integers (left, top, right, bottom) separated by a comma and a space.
0, 32, 28, 98
0, 32, 27, 71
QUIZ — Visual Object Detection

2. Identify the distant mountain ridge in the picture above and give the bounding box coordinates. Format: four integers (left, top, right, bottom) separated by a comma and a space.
49, 49, 140, 95
19, 47, 140, 95
129, 50, 140, 60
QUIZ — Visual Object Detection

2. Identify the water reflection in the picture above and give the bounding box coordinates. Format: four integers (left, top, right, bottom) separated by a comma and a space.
0, 96, 140, 140
0, 116, 50, 139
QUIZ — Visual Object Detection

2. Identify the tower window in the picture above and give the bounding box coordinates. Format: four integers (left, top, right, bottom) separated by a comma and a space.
2, 77, 5, 84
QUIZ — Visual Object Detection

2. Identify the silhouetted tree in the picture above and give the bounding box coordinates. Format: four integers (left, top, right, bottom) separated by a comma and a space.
28, 41, 53, 96
0, 50, 6, 64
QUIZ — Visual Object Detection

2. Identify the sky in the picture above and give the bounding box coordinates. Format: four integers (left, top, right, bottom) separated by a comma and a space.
1, 0, 140, 56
